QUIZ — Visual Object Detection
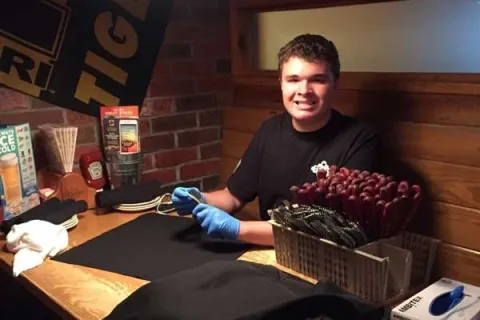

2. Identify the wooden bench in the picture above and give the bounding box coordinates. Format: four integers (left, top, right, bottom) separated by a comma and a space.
220, 72, 480, 286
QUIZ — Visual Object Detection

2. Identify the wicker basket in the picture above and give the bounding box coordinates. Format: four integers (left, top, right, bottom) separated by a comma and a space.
270, 220, 440, 304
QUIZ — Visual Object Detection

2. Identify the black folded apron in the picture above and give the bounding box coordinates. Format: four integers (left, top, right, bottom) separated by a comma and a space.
52, 214, 252, 281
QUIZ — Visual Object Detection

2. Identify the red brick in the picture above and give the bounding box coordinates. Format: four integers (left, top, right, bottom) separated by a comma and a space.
155, 147, 197, 167
160, 44, 192, 58
141, 133, 175, 153
165, 22, 228, 43
200, 142, 222, 159
217, 91, 233, 105
141, 168, 177, 184
169, 0, 191, 21
74, 144, 101, 163
141, 99, 174, 117
76, 126, 97, 144
177, 128, 220, 147
139, 119, 151, 136
143, 153, 154, 170
0, 110, 64, 128
151, 113, 196, 133
0, 88, 30, 111
66, 109, 97, 126
190, 2, 227, 21
170, 60, 212, 78
31, 98, 57, 109
180, 160, 221, 180
199, 110, 223, 127
194, 42, 230, 59
176, 94, 217, 112
215, 58, 231, 74
197, 76, 232, 93
164, 23, 203, 42
151, 59, 171, 80
31, 98, 55, 109
149, 79, 195, 97
32, 132, 48, 169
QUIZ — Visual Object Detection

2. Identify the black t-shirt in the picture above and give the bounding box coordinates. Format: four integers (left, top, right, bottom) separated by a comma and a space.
227, 109, 381, 220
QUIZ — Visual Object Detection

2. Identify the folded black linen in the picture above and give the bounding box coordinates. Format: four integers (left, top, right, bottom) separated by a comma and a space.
95, 181, 163, 208
52, 214, 253, 281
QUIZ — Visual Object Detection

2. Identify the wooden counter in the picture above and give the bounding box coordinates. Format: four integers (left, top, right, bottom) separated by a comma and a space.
0, 210, 309, 320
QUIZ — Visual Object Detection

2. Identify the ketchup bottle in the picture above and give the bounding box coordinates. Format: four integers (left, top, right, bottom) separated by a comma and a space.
80, 150, 106, 191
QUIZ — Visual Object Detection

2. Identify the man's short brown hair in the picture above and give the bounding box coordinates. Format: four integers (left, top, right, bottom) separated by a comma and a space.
277, 34, 340, 80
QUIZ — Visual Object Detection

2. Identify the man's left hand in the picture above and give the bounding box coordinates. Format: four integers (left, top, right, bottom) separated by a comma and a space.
192, 204, 240, 240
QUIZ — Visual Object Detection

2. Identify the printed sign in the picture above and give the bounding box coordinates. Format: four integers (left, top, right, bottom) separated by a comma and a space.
0, 123, 40, 222
100, 105, 140, 158
0, 0, 173, 117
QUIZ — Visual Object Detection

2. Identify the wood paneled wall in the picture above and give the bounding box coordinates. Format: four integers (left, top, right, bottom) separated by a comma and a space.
225, 0, 480, 286
222, 72, 480, 286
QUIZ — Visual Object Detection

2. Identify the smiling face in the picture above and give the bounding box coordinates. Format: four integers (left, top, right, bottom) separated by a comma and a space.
280, 56, 337, 132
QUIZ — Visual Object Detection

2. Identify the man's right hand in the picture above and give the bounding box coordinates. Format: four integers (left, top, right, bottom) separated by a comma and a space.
171, 187, 206, 215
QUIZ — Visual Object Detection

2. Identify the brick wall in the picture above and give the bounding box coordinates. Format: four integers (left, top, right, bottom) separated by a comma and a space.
0, 0, 231, 194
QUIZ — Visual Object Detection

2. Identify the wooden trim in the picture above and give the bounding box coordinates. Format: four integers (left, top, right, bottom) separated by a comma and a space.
434, 243, 480, 286
229, 6, 256, 75
236, 70, 480, 84
232, 0, 405, 11
232, 87, 480, 127
429, 202, 480, 252
223, 105, 480, 168
233, 72, 480, 95
400, 158, 480, 211
386, 122, 480, 168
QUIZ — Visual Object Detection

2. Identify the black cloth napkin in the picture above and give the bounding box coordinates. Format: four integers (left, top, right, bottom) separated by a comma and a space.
0, 198, 87, 234
43, 199, 87, 224
52, 214, 252, 281
104, 260, 389, 320
95, 181, 163, 208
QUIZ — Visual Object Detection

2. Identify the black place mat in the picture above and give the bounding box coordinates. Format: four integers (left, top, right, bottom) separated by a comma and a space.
52, 214, 252, 281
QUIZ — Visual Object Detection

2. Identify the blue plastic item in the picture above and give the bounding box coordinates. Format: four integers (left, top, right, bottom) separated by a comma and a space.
429, 285, 465, 316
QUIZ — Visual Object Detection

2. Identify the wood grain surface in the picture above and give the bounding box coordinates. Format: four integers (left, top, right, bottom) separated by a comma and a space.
0, 210, 307, 320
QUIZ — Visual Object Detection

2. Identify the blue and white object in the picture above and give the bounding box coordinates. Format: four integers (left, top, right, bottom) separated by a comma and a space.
429, 285, 465, 316
391, 278, 480, 320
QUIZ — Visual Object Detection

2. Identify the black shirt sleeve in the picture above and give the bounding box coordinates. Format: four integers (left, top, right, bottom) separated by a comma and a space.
226, 124, 266, 204
343, 129, 382, 172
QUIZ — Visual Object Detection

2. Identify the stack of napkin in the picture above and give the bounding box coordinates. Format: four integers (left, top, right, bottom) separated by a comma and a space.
0, 197, 87, 234
95, 180, 163, 208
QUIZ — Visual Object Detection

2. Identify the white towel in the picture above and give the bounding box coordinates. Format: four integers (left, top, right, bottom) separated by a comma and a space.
6, 220, 68, 277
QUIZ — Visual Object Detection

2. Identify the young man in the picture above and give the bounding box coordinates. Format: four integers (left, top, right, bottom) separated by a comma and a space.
172, 34, 381, 246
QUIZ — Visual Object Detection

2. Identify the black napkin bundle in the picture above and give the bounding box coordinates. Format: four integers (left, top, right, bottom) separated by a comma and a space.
95, 181, 163, 208
269, 201, 368, 249
105, 260, 389, 320
0, 197, 87, 234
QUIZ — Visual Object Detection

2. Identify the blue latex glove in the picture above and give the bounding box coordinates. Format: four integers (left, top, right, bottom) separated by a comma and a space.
172, 187, 205, 215
192, 204, 240, 240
